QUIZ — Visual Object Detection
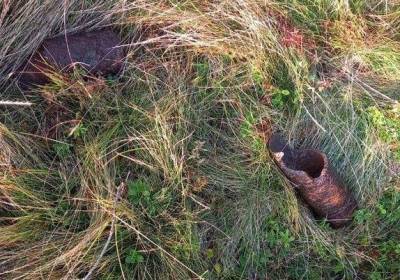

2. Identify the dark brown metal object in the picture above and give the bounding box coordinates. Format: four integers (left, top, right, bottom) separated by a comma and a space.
268, 133, 357, 228
18, 29, 124, 88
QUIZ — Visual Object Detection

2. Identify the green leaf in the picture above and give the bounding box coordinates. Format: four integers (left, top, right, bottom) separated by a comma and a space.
354, 209, 373, 224
127, 179, 150, 204
72, 123, 88, 139
280, 89, 290, 96
206, 249, 214, 259
125, 249, 144, 265
333, 262, 344, 273
53, 142, 72, 158
214, 263, 222, 275
377, 203, 387, 216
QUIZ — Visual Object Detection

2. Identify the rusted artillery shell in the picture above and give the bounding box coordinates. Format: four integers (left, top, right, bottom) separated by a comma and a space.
18, 29, 124, 87
268, 133, 357, 228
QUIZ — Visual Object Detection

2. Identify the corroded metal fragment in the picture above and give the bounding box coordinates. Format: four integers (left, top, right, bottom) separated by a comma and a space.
268, 133, 357, 228
18, 29, 124, 88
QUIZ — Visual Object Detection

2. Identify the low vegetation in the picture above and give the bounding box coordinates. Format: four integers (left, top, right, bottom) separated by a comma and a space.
0, 0, 399, 279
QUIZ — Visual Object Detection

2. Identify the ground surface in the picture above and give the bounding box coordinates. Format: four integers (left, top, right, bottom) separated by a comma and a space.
0, 1, 399, 279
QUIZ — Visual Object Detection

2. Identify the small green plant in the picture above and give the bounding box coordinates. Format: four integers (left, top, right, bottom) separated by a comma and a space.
193, 60, 210, 86
127, 179, 151, 205
355, 186, 400, 277
127, 179, 165, 216
53, 142, 72, 158
279, 229, 296, 249
354, 209, 373, 225
214, 263, 223, 275
251, 67, 264, 85
369, 271, 383, 280
271, 88, 300, 110
239, 112, 256, 139
265, 218, 295, 251
72, 123, 88, 139
205, 248, 214, 259
125, 249, 144, 265
366, 106, 400, 160
239, 112, 265, 154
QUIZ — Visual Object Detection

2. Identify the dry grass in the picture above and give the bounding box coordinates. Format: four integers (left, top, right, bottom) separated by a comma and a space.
0, 0, 399, 279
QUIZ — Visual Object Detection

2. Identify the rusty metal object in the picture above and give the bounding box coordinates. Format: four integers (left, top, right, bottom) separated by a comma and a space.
18, 29, 124, 88
268, 133, 357, 228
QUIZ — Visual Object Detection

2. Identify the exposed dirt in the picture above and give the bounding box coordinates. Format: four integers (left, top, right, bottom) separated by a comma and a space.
18, 29, 125, 88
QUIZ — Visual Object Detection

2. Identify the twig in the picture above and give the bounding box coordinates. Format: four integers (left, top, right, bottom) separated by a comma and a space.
0, 100, 33, 106
82, 180, 127, 280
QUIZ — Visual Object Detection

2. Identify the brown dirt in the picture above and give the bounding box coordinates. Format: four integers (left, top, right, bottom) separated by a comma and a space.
18, 29, 125, 88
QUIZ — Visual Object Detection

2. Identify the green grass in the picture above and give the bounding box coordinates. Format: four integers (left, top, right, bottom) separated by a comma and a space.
0, 0, 399, 279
